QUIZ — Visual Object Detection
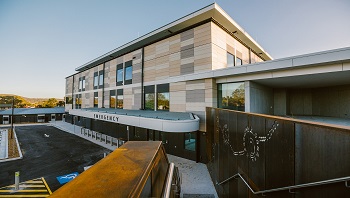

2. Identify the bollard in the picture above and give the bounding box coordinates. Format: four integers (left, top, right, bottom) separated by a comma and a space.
15, 171, 20, 190
104, 153, 106, 158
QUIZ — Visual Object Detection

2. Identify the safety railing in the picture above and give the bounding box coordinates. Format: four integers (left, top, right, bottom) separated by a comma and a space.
162, 163, 181, 198
217, 173, 350, 195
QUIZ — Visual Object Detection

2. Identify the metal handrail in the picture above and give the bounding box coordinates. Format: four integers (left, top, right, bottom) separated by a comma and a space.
217, 173, 350, 195
163, 163, 175, 198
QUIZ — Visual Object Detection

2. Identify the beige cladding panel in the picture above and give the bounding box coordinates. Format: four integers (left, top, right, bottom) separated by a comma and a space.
123, 87, 133, 109
65, 77, 73, 94
212, 44, 227, 70
194, 23, 211, 47
170, 82, 186, 112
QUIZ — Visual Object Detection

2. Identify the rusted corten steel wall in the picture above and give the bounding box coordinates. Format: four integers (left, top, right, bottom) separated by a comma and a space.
206, 107, 350, 198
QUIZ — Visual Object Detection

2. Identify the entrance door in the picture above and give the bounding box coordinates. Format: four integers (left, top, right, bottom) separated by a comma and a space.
51, 114, 56, 121
3, 116, 9, 124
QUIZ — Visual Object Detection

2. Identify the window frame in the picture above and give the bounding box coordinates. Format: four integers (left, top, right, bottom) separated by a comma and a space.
94, 92, 98, 108
227, 52, 235, 67
116, 63, 124, 86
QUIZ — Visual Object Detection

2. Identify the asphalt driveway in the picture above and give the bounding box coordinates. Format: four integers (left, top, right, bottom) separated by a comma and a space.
0, 125, 111, 192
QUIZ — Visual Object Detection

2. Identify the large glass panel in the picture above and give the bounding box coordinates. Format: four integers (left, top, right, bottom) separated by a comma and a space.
79, 80, 82, 90
94, 92, 98, 108
157, 92, 169, 111
125, 66, 132, 81
184, 132, 196, 151
236, 57, 243, 66
99, 73, 104, 86
110, 96, 116, 108
145, 93, 155, 110
117, 68, 123, 83
218, 82, 245, 111
227, 52, 235, 67
65, 96, 72, 104
82, 79, 85, 90
117, 95, 123, 109
94, 75, 98, 87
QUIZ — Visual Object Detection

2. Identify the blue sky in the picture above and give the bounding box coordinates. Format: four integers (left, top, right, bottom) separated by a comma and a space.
1, 0, 350, 98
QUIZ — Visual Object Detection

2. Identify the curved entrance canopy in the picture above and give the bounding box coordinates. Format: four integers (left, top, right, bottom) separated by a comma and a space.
69, 108, 200, 132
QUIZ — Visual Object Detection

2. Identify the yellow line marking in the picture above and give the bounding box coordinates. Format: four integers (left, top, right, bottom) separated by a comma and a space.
41, 177, 52, 195
7, 185, 46, 188
0, 190, 48, 192
24, 181, 43, 183
0, 195, 48, 197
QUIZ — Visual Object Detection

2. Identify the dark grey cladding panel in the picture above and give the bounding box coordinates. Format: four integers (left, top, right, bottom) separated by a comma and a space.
181, 29, 194, 42
180, 62, 194, 75
186, 89, 205, 102
133, 72, 142, 84
133, 53, 142, 60
133, 62, 142, 70
181, 44, 194, 59
181, 44, 194, 51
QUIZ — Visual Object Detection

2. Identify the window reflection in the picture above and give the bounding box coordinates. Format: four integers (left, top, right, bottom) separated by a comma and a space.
218, 82, 245, 111
184, 132, 196, 151
227, 52, 235, 67
145, 93, 155, 110
157, 93, 169, 111
125, 66, 132, 81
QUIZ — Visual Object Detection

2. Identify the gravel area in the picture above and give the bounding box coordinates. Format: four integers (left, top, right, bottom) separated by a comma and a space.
7, 130, 19, 158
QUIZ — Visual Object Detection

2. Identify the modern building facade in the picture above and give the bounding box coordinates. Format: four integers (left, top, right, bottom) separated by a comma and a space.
64, 3, 350, 161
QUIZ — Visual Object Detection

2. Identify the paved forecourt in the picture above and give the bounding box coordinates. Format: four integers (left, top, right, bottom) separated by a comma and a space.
0, 125, 111, 192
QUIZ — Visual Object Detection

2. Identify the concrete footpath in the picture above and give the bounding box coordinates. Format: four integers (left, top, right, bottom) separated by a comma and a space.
0, 129, 8, 159
49, 121, 218, 197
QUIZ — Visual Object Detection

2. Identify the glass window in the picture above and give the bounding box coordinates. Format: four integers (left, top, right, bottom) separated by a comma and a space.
227, 52, 235, 67
185, 132, 196, 151
99, 73, 104, 86
125, 66, 132, 81
110, 90, 116, 108
75, 94, 82, 109
65, 96, 72, 104
78, 79, 82, 91
145, 93, 155, 110
144, 85, 155, 110
236, 57, 243, 66
94, 92, 98, 108
157, 93, 169, 111
218, 82, 245, 111
156, 84, 169, 111
117, 95, 123, 109
117, 68, 123, 84
117, 69, 123, 81
94, 75, 98, 88
116, 89, 123, 109
82, 79, 85, 90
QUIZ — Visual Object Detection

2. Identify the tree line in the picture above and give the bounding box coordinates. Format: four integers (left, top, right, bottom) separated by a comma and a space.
0, 95, 64, 108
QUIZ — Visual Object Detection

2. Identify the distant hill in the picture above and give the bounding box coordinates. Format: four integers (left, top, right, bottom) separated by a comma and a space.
0, 94, 64, 108
22, 97, 63, 103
